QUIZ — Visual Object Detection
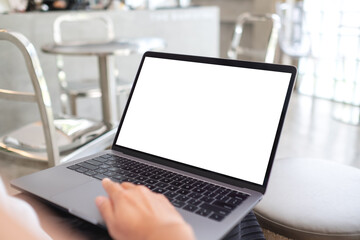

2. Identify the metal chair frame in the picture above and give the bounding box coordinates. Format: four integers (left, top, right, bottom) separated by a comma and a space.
228, 13, 281, 63
53, 14, 126, 116
0, 30, 115, 167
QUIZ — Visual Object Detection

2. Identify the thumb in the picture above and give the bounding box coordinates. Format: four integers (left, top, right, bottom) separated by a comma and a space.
95, 196, 114, 223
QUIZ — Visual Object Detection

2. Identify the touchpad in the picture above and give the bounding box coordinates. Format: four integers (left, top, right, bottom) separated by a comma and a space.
51, 180, 107, 225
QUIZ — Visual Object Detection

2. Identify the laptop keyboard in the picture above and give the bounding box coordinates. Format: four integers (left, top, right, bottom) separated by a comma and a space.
67, 154, 249, 222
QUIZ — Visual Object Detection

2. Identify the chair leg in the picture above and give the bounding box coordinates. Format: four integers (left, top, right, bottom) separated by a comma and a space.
69, 95, 78, 116
60, 92, 70, 115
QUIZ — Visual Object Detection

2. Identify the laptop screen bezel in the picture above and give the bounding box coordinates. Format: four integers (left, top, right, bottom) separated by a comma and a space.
112, 51, 297, 194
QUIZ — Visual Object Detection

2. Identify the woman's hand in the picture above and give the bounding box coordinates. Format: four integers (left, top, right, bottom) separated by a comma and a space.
95, 178, 195, 240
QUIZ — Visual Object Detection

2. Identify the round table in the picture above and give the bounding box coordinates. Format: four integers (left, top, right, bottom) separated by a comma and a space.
42, 38, 166, 127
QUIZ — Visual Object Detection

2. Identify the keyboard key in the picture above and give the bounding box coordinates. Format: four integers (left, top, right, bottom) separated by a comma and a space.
160, 178, 172, 183
183, 205, 198, 212
212, 200, 236, 211
135, 176, 148, 181
127, 173, 138, 178
67, 165, 80, 170
166, 186, 179, 192
175, 195, 190, 202
193, 187, 206, 194
215, 195, 231, 202
108, 167, 121, 172
100, 164, 111, 169
227, 198, 244, 206
196, 208, 212, 217
177, 189, 190, 195
104, 171, 116, 177
192, 181, 207, 188
170, 181, 183, 187
202, 191, 213, 196
182, 179, 196, 185
172, 176, 185, 181
133, 181, 144, 185
200, 196, 215, 203
208, 192, 218, 198
93, 157, 108, 162
144, 184, 156, 190
131, 168, 144, 174
113, 169, 127, 175
145, 179, 158, 185
153, 188, 167, 194
164, 191, 178, 200
96, 168, 107, 174
209, 213, 225, 221
123, 178, 135, 183
112, 175, 125, 182
227, 191, 249, 200
78, 162, 98, 171
188, 192, 202, 199
155, 182, 168, 188
199, 203, 230, 216
142, 172, 153, 177
171, 200, 186, 208
187, 199, 202, 206
84, 170, 97, 176
181, 184, 194, 190
150, 175, 163, 180
204, 184, 219, 192
93, 174, 107, 180
161, 173, 173, 178
75, 167, 88, 173
86, 159, 102, 166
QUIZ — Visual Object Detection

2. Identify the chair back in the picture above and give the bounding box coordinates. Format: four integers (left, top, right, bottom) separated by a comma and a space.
52, 14, 116, 115
228, 13, 281, 63
0, 30, 59, 166
53, 14, 115, 45
276, 2, 310, 58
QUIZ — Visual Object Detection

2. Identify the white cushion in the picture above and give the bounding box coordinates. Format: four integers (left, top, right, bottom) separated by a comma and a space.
254, 158, 360, 239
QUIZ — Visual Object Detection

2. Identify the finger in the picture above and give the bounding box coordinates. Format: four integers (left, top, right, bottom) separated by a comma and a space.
102, 178, 121, 195
95, 196, 114, 224
102, 178, 125, 202
121, 182, 136, 189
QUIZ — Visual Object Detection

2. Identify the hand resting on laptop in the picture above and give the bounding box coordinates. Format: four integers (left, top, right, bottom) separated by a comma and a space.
96, 178, 195, 240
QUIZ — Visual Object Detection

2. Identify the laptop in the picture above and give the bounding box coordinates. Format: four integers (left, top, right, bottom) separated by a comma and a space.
12, 51, 296, 240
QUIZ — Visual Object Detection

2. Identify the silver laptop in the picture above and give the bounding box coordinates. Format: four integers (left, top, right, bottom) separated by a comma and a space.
12, 51, 296, 240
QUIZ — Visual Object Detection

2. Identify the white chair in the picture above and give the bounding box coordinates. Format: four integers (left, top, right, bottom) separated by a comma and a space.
228, 12, 281, 63
53, 14, 132, 116
0, 30, 115, 167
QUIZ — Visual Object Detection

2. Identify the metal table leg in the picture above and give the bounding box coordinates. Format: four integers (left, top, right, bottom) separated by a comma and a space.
98, 55, 118, 128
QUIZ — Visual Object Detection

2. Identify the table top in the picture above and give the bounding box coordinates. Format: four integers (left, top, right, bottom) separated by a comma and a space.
41, 37, 166, 56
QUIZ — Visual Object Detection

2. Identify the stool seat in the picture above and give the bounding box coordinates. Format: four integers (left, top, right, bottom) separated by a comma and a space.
254, 158, 360, 240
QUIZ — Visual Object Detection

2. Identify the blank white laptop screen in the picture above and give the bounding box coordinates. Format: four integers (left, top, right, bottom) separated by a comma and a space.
116, 57, 291, 185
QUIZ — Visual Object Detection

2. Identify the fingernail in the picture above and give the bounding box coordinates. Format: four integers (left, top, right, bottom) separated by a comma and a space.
103, 178, 111, 186
95, 197, 104, 207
